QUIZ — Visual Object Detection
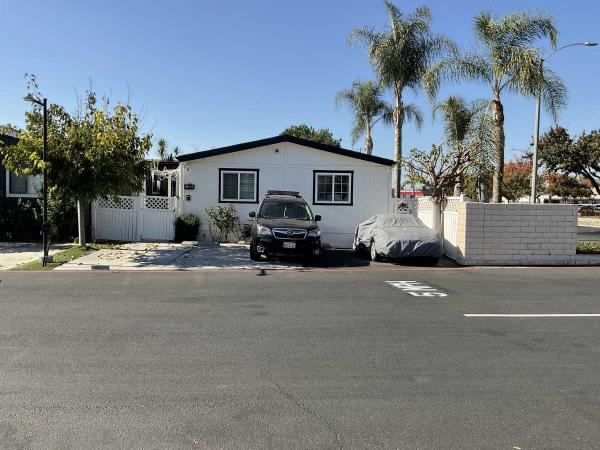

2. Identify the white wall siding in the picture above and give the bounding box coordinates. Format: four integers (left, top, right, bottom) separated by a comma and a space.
180, 142, 392, 248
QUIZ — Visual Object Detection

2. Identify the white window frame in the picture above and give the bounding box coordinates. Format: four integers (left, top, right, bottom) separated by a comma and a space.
219, 169, 259, 203
313, 171, 353, 205
5, 171, 39, 198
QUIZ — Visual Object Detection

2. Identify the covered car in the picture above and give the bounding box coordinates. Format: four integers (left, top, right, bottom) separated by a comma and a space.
353, 214, 441, 261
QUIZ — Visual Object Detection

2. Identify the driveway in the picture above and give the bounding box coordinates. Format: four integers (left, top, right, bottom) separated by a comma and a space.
56, 242, 304, 271
55, 242, 455, 271
0, 242, 69, 270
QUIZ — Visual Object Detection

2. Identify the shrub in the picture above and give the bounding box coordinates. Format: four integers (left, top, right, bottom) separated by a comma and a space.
47, 192, 77, 242
205, 204, 240, 243
576, 241, 600, 254
174, 213, 200, 242
0, 197, 42, 241
579, 209, 600, 217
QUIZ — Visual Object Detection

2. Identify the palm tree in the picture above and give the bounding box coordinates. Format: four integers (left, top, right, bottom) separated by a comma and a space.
349, 1, 454, 196
157, 138, 169, 161
424, 11, 567, 202
433, 95, 491, 196
335, 80, 393, 154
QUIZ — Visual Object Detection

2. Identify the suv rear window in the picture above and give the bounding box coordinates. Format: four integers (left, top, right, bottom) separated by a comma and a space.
259, 201, 314, 220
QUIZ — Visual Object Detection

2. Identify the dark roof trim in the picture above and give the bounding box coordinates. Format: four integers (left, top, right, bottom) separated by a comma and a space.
0, 133, 19, 147
177, 135, 395, 166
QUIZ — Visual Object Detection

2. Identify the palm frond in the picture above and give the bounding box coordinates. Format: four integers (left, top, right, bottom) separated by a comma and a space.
336, 79, 391, 147
402, 103, 423, 130
347, 26, 379, 47
498, 45, 540, 93
498, 12, 558, 49
474, 11, 498, 48
424, 52, 492, 99
540, 68, 567, 122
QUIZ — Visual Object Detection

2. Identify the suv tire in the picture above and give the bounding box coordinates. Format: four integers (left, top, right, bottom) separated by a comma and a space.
249, 241, 261, 261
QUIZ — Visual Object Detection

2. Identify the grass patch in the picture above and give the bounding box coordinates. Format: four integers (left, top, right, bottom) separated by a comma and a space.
576, 241, 600, 255
15, 243, 121, 270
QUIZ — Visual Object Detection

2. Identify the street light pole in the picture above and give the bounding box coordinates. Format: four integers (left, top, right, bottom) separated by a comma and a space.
41, 98, 48, 266
530, 42, 597, 204
23, 95, 49, 266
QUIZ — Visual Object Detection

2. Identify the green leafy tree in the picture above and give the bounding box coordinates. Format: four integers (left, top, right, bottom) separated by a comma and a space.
335, 80, 393, 154
425, 11, 566, 203
349, 1, 454, 196
539, 126, 600, 194
433, 95, 493, 196
280, 124, 341, 147
1, 83, 152, 245
543, 173, 592, 200
463, 165, 494, 202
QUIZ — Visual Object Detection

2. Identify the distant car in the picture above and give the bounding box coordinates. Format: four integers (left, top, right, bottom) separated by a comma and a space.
353, 214, 441, 262
578, 204, 593, 211
248, 191, 322, 261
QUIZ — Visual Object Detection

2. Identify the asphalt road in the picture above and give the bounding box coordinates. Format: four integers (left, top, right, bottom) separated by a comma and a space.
1, 267, 599, 449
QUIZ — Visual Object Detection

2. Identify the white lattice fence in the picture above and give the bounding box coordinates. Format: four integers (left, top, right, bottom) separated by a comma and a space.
93, 195, 177, 242
410, 195, 466, 259
442, 197, 461, 260
413, 197, 435, 229
141, 196, 176, 241
93, 196, 140, 241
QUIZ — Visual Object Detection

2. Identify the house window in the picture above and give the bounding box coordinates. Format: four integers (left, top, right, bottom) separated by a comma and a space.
219, 169, 259, 203
313, 171, 353, 205
6, 172, 40, 198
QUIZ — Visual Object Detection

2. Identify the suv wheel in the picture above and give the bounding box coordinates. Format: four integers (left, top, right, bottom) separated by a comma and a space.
249, 241, 261, 261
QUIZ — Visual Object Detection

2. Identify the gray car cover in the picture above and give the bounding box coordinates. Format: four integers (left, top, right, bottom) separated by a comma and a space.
355, 214, 441, 259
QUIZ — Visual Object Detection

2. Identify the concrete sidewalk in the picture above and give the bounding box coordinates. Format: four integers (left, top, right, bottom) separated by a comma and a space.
0, 242, 71, 270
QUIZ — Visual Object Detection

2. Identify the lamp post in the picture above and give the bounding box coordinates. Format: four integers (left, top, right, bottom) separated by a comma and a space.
530, 41, 597, 204
23, 94, 49, 266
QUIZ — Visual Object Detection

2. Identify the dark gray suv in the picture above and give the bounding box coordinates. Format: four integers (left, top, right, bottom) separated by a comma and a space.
249, 191, 322, 261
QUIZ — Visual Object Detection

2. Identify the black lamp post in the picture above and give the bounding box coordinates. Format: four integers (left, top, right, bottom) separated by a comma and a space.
23, 94, 49, 266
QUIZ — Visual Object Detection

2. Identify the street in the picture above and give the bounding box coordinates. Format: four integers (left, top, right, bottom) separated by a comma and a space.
0, 267, 599, 449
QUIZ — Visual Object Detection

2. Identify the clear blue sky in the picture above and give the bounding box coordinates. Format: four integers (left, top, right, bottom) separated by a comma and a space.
1, 0, 598, 161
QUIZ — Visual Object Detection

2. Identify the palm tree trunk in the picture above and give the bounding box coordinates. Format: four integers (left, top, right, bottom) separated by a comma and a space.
491, 98, 505, 203
393, 91, 403, 198
364, 122, 373, 155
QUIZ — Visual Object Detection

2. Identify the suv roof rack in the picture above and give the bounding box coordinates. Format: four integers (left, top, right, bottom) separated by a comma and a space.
266, 190, 301, 198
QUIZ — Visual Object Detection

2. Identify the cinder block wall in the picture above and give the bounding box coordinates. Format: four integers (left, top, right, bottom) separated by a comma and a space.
456, 203, 578, 266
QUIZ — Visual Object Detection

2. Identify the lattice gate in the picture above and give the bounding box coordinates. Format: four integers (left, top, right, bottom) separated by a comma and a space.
92, 195, 177, 242
442, 197, 460, 260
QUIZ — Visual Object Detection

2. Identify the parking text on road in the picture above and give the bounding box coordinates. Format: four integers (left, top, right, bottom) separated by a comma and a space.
386, 280, 447, 297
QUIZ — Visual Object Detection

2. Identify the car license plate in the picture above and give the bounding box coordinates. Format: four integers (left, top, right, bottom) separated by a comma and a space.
283, 241, 296, 249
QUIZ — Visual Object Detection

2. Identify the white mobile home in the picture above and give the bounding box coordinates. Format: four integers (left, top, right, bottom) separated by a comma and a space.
177, 135, 394, 248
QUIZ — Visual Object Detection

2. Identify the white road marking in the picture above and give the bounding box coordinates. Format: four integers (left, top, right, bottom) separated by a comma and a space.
464, 314, 600, 318
386, 280, 447, 297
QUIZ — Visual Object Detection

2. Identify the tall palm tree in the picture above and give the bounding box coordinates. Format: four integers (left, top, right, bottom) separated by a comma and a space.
433, 95, 491, 195
335, 80, 394, 154
349, 1, 454, 196
424, 11, 567, 202
157, 138, 169, 161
